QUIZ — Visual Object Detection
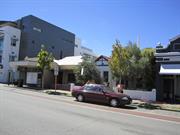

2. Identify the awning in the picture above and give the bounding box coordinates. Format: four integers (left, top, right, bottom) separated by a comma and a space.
159, 64, 180, 75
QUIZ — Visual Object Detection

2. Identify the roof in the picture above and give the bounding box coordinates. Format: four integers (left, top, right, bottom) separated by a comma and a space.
10, 56, 83, 70
95, 55, 110, 62
54, 56, 82, 66
169, 34, 180, 42
24, 57, 38, 62
0, 21, 17, 28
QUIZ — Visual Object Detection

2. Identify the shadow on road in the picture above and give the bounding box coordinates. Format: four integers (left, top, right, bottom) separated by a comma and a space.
120, 105, 137, 110
74, 100, 137, 110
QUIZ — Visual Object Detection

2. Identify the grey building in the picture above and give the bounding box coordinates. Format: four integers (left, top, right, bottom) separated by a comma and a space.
155, 35, 180, 102
16, 15, 75, 60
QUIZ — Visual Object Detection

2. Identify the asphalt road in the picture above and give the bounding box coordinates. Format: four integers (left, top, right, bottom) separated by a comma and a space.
0, 86, 179, 135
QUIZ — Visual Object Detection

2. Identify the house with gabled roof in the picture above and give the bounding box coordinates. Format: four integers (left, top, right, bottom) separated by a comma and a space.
155, 35, 180, 102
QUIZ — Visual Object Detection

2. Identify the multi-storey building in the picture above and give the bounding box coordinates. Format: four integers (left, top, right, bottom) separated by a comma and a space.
0, 22, 21, 83
16, 15, 75, 60
74, 37, 97, 58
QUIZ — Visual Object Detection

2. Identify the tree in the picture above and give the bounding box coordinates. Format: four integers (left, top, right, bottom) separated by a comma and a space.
109, 40, 155, 90
125, 42, 142, 89
74, 56, 102, 85
140, 48, 155, 89
109, 40, 130, 84
37, 45, 54, 89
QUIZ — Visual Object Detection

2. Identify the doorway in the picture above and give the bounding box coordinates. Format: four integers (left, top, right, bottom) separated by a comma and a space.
163, 78, 174, 102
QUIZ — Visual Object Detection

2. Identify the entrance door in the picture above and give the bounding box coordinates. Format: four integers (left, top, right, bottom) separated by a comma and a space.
57, 72, 63, 84
163, 79, 174, 101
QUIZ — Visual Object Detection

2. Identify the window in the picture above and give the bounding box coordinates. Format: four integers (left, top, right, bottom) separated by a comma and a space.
0, 64, 3, 69
11, 38, 17, 46
68, 73, 75, 83
103, 71, 109, 82
62, 38, 73, 44
84, 85, 102, 93
60, 50, 63, 59
22, 25, 25, 29
0, 55, 2, 63
9, 55, 16, 62
174, 43, 180, 50
33, 27, 42, 32
84, 85, 97, 92
164, 58, 170, 61
0, 38, 4, 50
156, 57, 163, 61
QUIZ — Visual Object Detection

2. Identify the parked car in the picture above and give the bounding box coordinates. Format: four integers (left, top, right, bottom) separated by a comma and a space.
71, 84, 132, 107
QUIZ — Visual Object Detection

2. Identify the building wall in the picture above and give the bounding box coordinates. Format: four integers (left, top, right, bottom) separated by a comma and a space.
74, 37, 97, 58
17, 15, 75, 60
0, 26, 21, 83
95, 57, 114, 87
155, 35, 180, 101
175, 76, 180, 96
96, 65, 112, 83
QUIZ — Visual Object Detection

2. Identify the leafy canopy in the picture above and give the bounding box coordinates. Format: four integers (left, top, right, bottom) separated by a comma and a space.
109, 40, 155, 89
74, 56, 102, 85
37, 45, 54, 71
109, 40, 130, 81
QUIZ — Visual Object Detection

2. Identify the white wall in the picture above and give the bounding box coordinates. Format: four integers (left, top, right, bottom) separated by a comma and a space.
0, 26, 21, 83
74, 37, 97, 57
123, 89, 156, 102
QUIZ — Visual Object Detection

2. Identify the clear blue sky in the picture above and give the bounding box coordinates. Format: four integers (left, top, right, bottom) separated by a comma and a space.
1, 0, 180, 56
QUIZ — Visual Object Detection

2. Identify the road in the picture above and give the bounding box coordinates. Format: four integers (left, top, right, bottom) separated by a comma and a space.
0, 86, 179, 135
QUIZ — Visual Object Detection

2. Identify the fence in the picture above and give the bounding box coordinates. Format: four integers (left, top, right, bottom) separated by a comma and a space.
123, 89, 156, 102
58, 84, 156, 102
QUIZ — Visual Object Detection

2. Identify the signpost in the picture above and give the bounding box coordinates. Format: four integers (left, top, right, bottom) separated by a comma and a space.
54, 66, 59, 91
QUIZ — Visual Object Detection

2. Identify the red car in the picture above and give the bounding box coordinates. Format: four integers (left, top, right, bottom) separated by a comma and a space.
72, 84, 132, 107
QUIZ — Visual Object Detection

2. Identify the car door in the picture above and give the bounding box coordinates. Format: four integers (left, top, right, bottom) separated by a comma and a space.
93, 87, 107, 104
84, 86, 107, 103
84, 86, 98, 102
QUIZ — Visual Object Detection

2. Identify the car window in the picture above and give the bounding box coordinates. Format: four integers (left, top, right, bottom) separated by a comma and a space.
84, 85, 96, 92
84, 85, 103, 93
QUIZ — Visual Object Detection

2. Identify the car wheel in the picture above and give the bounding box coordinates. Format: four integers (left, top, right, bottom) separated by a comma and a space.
77, 94, 84, 102
110, 99, 118, 107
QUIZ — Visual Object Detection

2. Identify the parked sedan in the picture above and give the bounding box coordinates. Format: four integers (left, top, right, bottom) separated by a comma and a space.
72, 84, 132, 107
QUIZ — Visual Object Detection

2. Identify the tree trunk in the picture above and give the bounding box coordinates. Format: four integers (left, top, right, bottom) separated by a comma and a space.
119, 77, 122, 84
41, 69, 44, 89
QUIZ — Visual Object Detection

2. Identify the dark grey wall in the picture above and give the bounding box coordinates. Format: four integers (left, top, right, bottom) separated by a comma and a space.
17, 15, 75, 60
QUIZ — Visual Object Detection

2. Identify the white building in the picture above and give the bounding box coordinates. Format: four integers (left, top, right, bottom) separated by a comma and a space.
0, 25, 21, 83
95, 55, 114, 87
74, 37, 97, 58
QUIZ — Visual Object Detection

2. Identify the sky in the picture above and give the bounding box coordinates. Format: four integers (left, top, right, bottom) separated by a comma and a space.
1, 0, 180, 56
